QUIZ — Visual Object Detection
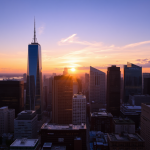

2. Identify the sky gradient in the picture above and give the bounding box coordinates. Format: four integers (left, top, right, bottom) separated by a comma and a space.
0, 0, 150, 74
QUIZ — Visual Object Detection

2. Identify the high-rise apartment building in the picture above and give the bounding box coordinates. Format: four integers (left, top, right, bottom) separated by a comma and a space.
52, 75, 73, 124
140, 103, 150, 150
0, 80, 24, 117
0, 106, 15, 135
72, 94, 86, 124
107, 65, 120, 117
90, 66, 106, 112
26, 21, 42, 119
124, 62, 142, 103
14, 110, 38, 139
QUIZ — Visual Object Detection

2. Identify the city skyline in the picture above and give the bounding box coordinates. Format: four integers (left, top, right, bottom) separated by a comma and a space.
0, 0, 150, 74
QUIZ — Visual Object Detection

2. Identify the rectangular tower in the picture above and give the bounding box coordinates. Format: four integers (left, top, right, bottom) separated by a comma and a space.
107, 65, 120, 117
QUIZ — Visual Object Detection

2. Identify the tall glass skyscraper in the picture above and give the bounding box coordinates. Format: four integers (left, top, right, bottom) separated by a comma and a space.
26, 21, 42, 118
124, 62, 142, 103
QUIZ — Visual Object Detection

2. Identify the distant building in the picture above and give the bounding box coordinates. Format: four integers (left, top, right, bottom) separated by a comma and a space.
41, 123, 87, 150
72, 94, 86, 124
26, 21, 42, 119
142, 73, 150, 94
90, 111, 113, 132
106, 65, 120, 117
14, 110, 38, 139
129, 95, 150, 106
90, 66, 106, 112
52, 75, 73, 124
124, 62, 142, 103
0, 106, 15, 136
42, 143, 66, 150
113, 118, 135, 133
85, 73, 89, 92
89, 131, 108, 150
107, 133, 145, 150
10, 139, 39, 150
63, 68, 68, 76
140, 103, 150, 150
120, 105, 141, 129
23, 73, 27, 83
73, 81, 78, 94
0, 80, 24, 117
77, 78, 82, 93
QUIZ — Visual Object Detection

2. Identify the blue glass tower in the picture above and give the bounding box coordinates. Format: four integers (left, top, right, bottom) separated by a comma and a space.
26, 20, 42, 118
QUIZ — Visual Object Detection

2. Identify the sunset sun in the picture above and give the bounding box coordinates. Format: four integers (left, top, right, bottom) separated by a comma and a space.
71, 68, 75, 72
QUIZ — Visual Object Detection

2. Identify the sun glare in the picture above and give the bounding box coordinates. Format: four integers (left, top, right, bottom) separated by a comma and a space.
71, 68, 75, 72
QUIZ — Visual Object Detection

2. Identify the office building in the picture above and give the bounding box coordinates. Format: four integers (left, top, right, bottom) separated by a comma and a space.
14, 110, 38, 139
77, 78, 82, 93
26, 21, 42, 119
0, 80, 24, 117
113, 118, 135, 133
41, 123, 86, 150
85, 73, 89, 92
106, 65, 120, 116
10, 139, 39, 150
107, 133, 145, 150
89, 131, 108, 150
124, 62, 142, 103
90, 111, 113, 132
72, 94, 86, 124
73, 80, 78, 94
0, 106, 15, 135
141, 103, 150, 150
120, 104, 141, 129
52, 75, 73, 124
129, 95, 150, 106
90, 66, 106, 112
143, 73, 150, 94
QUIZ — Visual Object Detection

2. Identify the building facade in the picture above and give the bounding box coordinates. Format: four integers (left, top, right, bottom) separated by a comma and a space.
106, 65, 120, 117
142, 73, 150, 94
0, 80, 24, 117
124, 62, 142, 103
140, 103, 150, 150
72, 94, 86, 124
52, 75, 73, 124
14, 110, 38, 139
90, 66, 106, 112
26, 21, 42, 119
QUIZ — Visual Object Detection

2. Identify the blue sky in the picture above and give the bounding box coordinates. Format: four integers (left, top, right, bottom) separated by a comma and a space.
0, 0, 150, 73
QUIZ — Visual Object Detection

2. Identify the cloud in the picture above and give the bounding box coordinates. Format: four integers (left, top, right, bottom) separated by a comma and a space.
38, 25, 45, 35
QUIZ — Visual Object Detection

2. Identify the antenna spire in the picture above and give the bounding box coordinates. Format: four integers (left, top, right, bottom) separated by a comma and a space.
33, 17, 37, 43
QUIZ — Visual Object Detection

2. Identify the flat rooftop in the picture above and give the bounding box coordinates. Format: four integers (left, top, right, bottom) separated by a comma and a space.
0, 106, 8, 110
108, 133, 144, 142
19, 110, 35, 115
73, 94, 86, 99
41, 123, 86, 130
113, 118, 135, 124
122, 105, 141, 110
10, 139, 38, 147
91, 111, 113, 117
42, 143, 66, 150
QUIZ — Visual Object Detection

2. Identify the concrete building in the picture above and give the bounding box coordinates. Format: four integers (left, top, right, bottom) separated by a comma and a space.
90, 111, 113, 132
120, 104, 141, 129
113, 118, 135, 133
72, 94, 86, 124
14, 110, 38, 139
90, 66, 106, 112
89, 131, 108, 150
41, 123, 86, 150
52, 75, 73, 124
0, 80, 24, 117
0, 106, 15, 135
140, 103, 150, 150
129, 94, 150, 106
10, 139, 39, 150
107, 65, 120, 117
107, 133, 145, 150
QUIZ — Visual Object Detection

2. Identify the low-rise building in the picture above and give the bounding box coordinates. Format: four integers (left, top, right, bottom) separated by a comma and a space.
90, 111, 113, 132
72, 94, 86, 124
107, 133, 145, 150
120, 104, 141, 129
113, 118, 135, 133
14, 110, 38, 139
89, 131, 108, 150
10, 138, 39, 150
41, 123, 86, 150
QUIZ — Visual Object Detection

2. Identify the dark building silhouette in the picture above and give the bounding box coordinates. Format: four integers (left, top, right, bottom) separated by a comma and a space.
52, 75, 73, 124
77, 78, 82, 93
0, 81, 24, 117
143, 78, 150, 95
106, 65, 120, 117
124, 62, 142, 103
